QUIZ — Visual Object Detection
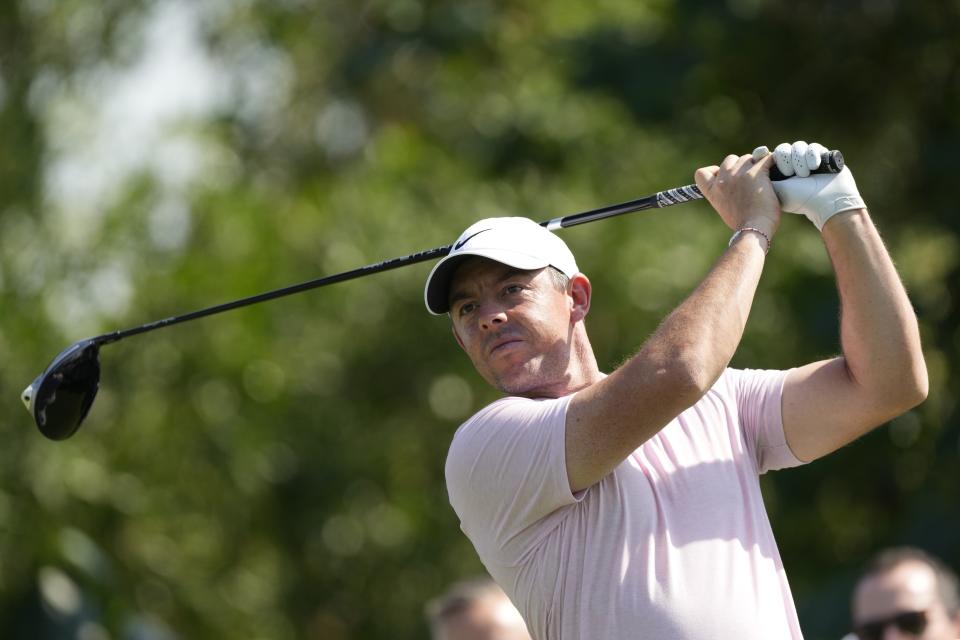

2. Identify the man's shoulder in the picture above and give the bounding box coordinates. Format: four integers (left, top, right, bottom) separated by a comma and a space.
454, 395, 554, 439
465, 394, 537, 420
448, 394, 572, 455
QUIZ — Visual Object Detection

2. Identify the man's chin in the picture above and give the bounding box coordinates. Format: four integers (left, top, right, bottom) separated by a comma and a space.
486, 370, 525, 395
491, 370, 546, 397
482, 357, 558, 396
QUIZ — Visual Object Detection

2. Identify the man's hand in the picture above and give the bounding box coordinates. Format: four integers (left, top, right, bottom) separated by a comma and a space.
694, 153, 782, 240
757, 141, 867, 230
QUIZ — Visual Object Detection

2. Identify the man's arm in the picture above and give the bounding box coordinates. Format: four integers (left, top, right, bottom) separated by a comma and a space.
565, 153, 779, 492
781, 209, 927, 462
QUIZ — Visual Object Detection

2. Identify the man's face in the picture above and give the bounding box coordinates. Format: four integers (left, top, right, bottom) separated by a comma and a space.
434, 593, 531, 640
447, 258, 578, 397
852, 561, 960, 640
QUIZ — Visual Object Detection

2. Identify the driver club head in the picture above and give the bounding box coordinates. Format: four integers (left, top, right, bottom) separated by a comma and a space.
22, 339, 102, 440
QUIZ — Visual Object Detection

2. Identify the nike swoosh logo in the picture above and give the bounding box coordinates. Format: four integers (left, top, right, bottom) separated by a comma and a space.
454, 228, 491, 251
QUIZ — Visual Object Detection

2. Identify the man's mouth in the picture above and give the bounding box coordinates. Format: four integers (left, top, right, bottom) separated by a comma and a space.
488, 337, 522, 356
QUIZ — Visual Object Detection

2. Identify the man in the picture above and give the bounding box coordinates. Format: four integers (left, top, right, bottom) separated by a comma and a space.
426, 576, 533, 640
423, 141, 928, 638
851, 547, 960, 640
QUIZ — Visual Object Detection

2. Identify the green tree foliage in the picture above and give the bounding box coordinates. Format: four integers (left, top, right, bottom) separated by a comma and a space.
1, 1, 957, 638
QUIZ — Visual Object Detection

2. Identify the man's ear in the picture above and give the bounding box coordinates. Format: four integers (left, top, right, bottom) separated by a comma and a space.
568, 273, 592, 323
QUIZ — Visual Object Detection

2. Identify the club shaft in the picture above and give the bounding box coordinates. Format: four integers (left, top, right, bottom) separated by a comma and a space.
97, 245, 452, 343
93, 148, 843, 345
92, 185, 703, 344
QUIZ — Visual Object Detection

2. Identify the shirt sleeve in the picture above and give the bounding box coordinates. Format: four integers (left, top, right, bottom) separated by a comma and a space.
444, 395, 580, 566
728, 367, 805, 474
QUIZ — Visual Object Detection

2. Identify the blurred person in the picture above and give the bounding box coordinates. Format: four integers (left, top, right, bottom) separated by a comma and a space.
426, 576, 532, 640
851, 547, 960, 640
423, 141, 928, 638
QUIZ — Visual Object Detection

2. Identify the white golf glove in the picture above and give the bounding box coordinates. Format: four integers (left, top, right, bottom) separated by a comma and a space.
752, 141, 866, 230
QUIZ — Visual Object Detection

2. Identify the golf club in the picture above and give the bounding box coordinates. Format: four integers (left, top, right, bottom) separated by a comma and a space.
22, 150, 844, 440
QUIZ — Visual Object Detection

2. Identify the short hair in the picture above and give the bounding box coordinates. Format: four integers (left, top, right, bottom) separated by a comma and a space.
859, 547, 960, 617
545, 266, 571, 292
425, 576, 508, 634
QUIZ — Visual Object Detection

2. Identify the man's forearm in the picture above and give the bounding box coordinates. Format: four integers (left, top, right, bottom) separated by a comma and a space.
822, 209, 928, 416
633, 231, 767, 397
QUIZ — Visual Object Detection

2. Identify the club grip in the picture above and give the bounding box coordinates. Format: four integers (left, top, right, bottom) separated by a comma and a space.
769, 149, 844, 181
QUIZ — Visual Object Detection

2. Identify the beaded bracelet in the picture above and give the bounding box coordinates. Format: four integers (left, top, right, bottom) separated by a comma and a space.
728, 227, 771, 254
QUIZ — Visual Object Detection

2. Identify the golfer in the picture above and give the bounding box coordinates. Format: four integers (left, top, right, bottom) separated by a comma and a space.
423, 141, 928, 639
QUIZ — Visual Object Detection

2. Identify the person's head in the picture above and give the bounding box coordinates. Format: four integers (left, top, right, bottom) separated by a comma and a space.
424, 217, 599, 398
852, 547, 960, 640
425, 577, 531, 640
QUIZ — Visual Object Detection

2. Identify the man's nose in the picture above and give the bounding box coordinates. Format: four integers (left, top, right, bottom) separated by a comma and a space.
479, 305, 508, 331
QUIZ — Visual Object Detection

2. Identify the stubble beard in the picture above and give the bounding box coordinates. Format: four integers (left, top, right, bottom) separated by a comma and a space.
487, 351, 570, 398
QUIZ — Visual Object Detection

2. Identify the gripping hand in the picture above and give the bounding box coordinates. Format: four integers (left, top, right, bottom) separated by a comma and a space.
754, 141, 866, 230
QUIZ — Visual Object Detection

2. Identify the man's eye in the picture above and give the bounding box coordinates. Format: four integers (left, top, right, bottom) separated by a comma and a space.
458, 302, 477, 316
504, 284, 523, 295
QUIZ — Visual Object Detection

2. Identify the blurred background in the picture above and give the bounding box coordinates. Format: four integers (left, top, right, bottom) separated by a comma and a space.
1, 0, 957, 638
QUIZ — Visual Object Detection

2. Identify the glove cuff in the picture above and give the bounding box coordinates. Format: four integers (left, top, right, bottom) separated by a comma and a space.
813, 194, 866, 230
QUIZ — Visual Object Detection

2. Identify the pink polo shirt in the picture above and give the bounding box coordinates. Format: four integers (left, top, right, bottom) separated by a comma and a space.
445, 368, 805, 639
